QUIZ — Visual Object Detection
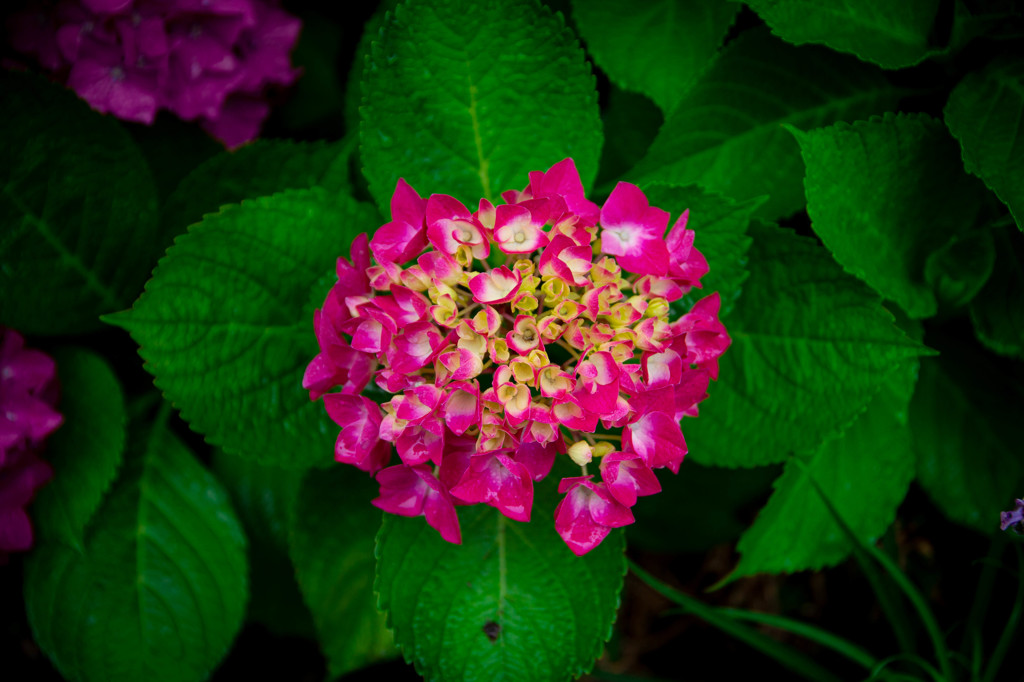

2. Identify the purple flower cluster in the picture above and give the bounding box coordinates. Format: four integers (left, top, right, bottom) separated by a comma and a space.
0, 328, 61, 559
7, 0, 301, 147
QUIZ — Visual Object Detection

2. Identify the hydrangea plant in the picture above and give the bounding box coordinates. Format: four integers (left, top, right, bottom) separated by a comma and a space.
2, 0, 1023, 681
305, 159, 729, 555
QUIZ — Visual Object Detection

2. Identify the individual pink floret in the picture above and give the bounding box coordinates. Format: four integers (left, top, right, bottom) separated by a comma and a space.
600, 182, 671, 277
554, 476, 634, 556
450, 450, 534, 522
373, 464, 461, 544
371, 179, 428, 265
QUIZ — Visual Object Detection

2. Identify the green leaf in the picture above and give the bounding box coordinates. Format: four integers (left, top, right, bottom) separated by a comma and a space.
627, 28, 905, 221
730, 369, 917, 578
629, 561, 847, 682
793, 112, 987, 319
910, 341, 1024, 532
162, 139, 355, 241
24, 414, 248, 682
0, 72, 159, 335
30, 348, 126, 550
685, 223, 928, 468
210, 451, 314, 638
642, 184, 763, 316
290, 465, 396, 677
742, 0, 944, 69
945, 57, 1024, 231
107, 187, 380, 468
376, 480, 626, 681
360, 0, 602, 211
571, 0, 739, 113
969, 227, 1024, 358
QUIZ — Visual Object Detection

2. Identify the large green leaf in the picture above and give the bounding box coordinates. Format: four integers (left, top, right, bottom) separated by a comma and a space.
571, 0, 739, 113
361, 0, 602, 211
210, 451, 314, 638
685, 223, 928, 468
106, 188, 380, 468
161, 139, 355, 241
945, 57, 1024, 232
627, 28, 904, 220
30, 348, 126, 550
729, 364, 917, 578
290, 465, 396, 677
793, 112, 987, 319
0, 72, 158, 335
376, 479, 626, 681
969, 227, 1024, 359
743, 0, 943, 69
24, 414, 248, 682
642, 184, 763, 316
911, 341, 1024, 532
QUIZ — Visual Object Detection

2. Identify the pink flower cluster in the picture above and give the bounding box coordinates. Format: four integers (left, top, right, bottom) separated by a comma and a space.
7, 0, 301, 147
0, 328, 61, 559
304, 159, 730, 556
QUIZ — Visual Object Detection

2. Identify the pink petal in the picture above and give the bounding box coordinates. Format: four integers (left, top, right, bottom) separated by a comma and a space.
468, 266, 521, 304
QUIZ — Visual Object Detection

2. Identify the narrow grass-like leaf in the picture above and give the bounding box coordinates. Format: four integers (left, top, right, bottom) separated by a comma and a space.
982, 543, 1024, 682
361, 0, 602, 211
571, 0, 739, 113
628, 28, 905, 220
804, 469, 953, 680
630, 561, 844, 682
715, 608, 877, 670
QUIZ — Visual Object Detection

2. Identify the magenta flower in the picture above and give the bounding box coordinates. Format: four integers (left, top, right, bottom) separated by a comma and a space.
6, 0, 301, 147
0, 328, 61, 559
305, 159, 731, 554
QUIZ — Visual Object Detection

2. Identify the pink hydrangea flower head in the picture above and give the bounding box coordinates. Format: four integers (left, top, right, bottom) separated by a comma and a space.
6, 0, 302, 147
305, 159, 731, 554
0, 328, 62, 559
